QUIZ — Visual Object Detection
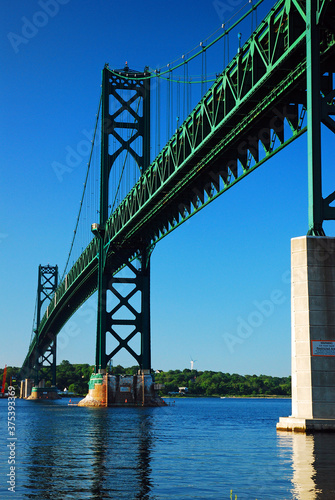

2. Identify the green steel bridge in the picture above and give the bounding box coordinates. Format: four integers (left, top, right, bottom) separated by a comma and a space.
20, 0, 335, 384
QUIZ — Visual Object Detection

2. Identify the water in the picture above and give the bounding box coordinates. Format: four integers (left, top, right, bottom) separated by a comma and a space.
1, 397, 335, 499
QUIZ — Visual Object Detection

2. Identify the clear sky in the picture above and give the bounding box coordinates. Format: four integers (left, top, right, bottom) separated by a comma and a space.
2, 0, 335, 377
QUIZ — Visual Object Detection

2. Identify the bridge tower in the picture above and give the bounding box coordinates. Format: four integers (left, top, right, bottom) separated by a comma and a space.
80, 65, 163, 406
21, 265, 60, 399
34, 264, 58, 387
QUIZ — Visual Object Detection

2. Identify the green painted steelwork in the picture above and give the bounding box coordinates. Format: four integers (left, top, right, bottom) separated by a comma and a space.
101, 252, 152, 371
306, 0, 335, 233
88, 373, 104, 390
95, 66, 152, 372
20, 0, 335, 379
31, 387, 58, 393
307, 0, 324, 235
32, 265, 58, 385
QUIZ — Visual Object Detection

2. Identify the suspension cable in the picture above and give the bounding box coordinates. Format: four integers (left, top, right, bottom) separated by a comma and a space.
61, 92, 102, 281
29, 294, 39, 345
107, 0, 264, 81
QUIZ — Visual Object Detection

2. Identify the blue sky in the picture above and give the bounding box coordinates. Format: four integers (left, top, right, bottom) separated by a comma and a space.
2, 0, 334, 377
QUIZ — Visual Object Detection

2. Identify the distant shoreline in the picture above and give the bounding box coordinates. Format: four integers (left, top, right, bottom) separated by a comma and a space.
162, 394, 291, 399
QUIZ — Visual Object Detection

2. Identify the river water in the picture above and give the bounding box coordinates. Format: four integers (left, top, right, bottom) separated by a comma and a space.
1, 397, 335, 499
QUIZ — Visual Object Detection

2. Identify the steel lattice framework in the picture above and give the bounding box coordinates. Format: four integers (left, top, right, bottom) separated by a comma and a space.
20, 0, 335, 378
95, 66, 151, 372
24, 265, 58, 383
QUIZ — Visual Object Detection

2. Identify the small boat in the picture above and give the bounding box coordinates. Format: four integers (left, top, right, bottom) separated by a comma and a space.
68, 399, 78, 406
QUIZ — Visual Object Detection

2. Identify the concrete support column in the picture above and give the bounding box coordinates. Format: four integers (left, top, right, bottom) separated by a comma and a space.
278, 236, 335, 431
38, 379, 45, 388
24, 379, 34, 399
20, 380, 25, 399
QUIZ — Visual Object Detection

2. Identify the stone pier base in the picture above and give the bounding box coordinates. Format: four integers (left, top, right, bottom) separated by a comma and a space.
20, 379, 62, 400
27, 386, 61, 400
277, 237, 335, 432
277, 417, 335, 432
78, 371, 167, 407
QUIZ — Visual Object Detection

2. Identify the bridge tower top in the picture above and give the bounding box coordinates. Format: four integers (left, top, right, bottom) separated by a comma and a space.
99, 63, 150, 227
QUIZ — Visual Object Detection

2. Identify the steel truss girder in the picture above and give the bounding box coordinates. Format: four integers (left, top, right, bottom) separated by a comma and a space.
104, 0, 335, 247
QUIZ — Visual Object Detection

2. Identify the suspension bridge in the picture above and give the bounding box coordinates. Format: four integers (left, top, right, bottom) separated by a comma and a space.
18, 0, 335, 417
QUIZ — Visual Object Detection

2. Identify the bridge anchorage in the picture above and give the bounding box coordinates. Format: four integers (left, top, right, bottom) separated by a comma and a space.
19, 0, 335, 418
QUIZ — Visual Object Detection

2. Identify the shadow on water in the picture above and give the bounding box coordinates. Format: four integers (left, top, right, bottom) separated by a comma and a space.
278, 432, 335, 500
22, 402, 155, 499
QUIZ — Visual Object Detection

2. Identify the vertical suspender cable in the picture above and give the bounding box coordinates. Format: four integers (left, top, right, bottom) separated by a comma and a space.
170, 67, 173, 138
201, 44, 205, 98
188, 76, 191, 117
155, 71, 159, 157
227, 30, 230, 64
167, 67, 170, 142
157, 72, 161, 155
204, 47, 207, 94
183, 61, 186, 120
177, 77, 180, 131
223, 30, 226, 69
187, 77, 192, 114
202, 43, 208, 95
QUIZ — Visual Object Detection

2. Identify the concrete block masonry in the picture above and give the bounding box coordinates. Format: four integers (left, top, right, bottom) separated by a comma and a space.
78, 372, 167, 407
277, 236, 335, 432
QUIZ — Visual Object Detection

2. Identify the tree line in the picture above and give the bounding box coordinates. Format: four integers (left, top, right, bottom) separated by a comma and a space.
154, 369, 291, 397
0, 362, 291, 397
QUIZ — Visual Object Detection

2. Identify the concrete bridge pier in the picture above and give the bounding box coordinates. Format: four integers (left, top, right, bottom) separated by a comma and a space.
20, 379, 34, 398
20, 378, 60, 400
78, 370, 166, 407
277, 236, 335, 432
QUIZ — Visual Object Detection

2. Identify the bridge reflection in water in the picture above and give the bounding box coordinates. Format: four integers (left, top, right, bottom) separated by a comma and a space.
24, 405, 154, 499
278, 432, 335, 499
8, 398, 335, 498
